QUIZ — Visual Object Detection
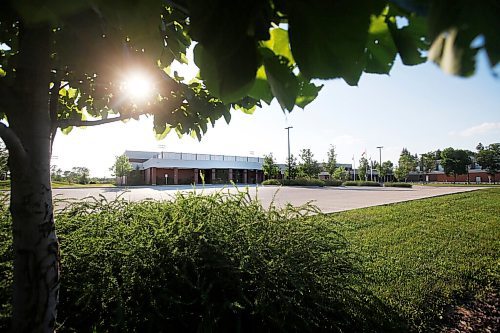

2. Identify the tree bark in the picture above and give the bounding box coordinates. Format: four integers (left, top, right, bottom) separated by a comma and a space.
7, 23, 59, 333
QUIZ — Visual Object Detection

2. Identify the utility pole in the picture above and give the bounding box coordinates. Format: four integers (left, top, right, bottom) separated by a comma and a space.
376, 146, 383, 182
285, 126, 293, 179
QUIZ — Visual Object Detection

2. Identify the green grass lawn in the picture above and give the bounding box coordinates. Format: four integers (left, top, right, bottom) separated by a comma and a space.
328, 188, 500, 330
420, 182, 500, 187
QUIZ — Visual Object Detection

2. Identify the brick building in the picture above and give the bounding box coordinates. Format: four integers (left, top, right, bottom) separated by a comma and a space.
125, 150, 265, 185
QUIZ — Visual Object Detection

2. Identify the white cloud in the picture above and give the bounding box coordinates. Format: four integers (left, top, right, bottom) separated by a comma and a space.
453, 122, 500, 137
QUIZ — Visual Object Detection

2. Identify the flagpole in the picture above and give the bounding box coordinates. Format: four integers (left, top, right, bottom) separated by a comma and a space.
370, 159, 373, 181
352, 156, 356, 181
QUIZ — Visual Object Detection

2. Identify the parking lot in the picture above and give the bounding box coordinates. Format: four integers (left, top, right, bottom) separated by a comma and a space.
52, 184, 483, 213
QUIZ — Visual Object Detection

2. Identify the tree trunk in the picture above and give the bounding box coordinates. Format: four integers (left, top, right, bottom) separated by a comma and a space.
8, 24, 59, 332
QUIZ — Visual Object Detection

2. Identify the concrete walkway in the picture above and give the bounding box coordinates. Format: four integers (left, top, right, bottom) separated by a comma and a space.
52, 185, 484, 213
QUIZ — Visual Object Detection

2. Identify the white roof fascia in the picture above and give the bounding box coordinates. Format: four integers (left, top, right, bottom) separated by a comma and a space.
141, 158, 262, 170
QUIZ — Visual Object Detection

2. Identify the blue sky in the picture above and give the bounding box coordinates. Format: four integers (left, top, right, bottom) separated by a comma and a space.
52, 51, 499, 177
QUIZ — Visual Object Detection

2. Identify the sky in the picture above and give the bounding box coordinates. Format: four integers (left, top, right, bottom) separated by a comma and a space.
52, 51, 500, 177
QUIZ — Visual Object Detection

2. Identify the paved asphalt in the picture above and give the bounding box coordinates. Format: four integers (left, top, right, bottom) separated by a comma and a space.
52, 185, 483, 213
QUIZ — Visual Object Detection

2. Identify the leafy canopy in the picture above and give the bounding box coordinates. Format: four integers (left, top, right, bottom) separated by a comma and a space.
475, 143, 500, 176
440, 147, 472, 177
1, 1, 498, 140
298, 149, 321, 178
110, 154, 134, 178
395, 148, 417, 181
262, 153, 279, 179
325, 145, 337, 176
358, 155, 370, 181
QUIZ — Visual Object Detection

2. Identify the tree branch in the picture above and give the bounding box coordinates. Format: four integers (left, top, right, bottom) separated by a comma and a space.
56, 114, 130, 128
0, 122, 28, 168
164, 0, 189, 15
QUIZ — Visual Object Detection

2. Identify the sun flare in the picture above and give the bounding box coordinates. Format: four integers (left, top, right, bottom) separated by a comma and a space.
122, 71, 154, 101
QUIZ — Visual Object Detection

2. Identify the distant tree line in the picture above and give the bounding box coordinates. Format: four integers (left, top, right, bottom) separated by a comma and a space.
50, 166, 91, 184
262, 142, 500, 183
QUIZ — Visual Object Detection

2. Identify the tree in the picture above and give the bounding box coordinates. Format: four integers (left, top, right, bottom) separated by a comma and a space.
421, 152, 437, 174
63, 170, 74, 184
377, 160, 393, 182
332, 166, 349, 182
0, 1, 498, 331
262, 153, 279, 180
476, 143, 500, 183
285, 154, 298, 180
358, 155, 369, 181
71, 167, 90, 184
298, 149, 321, 178
325, 145, 337, 176
395, 149, 417, 182
50, 165, 63, 182
440, 148, 472, 183
110, 154, 133, 185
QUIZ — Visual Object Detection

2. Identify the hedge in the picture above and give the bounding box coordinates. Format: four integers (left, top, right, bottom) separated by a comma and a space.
384, 182, 413, 188
324, 179, 343, 186
261, 179, 281, 185
261, 178, 327, 187
0, 192, 395, 332
343, 181, 381, 187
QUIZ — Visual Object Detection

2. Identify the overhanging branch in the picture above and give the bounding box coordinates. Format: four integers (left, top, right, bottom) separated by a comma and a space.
56, 114, 130, 128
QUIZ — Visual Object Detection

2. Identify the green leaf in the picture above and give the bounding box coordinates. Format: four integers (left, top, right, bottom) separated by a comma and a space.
0, 67, 5, 77
234, 104, 257, 115
295, 77, 323, 109
427, 1, 499, 76
263, 28, 295, 64
154, 123, 170, 140
428, 28, 478, 77
365, 10, 398, 74
262, 49, 299, 112
248, 66, 273, 105
387, 15, 428, 66
194, 43, 257, 103
61, 126, 73, 135
222, 108, 231, 124
287, 0, 381, 85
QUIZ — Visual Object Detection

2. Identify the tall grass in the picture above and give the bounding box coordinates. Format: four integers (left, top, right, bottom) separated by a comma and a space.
0, 190, 396, 332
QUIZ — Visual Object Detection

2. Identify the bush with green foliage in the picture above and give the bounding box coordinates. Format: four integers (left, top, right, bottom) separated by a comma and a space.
384, 182, 413, 188
324, 179, 343, 186
282, 178, 325, 187
0, 191, 396, 332
343, 181, 381, 187
261, 179, 281, 186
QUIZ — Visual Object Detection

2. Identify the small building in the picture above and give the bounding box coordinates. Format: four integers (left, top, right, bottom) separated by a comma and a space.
125, 150, 265, 185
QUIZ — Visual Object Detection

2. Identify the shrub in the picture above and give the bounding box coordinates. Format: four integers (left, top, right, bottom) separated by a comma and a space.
0, 194, 11, 329
384, 182, 412, 188
0, 191, 392, 332
261, 179, 281, 185
324, 179, 343, 186
282, 177, 325, 187
343, 181, 381, 187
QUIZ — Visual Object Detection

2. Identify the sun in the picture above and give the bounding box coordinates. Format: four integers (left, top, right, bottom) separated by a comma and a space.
121, 71, 154, 102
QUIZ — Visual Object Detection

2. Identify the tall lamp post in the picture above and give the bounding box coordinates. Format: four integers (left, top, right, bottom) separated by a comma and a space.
376, 146, 383, 182
285, 126, 293, 179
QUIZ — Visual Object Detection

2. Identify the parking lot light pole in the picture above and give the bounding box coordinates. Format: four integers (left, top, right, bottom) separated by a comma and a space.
376, 146, 383, 182
285, 126, 293, 179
